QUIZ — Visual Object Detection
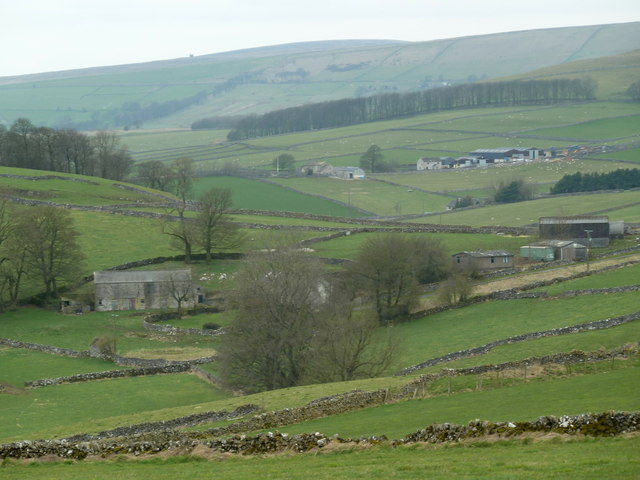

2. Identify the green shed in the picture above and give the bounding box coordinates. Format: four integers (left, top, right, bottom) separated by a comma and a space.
520, 245, 554, 262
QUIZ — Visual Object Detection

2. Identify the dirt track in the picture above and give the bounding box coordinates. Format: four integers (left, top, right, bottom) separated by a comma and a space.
472, 252, 640, 295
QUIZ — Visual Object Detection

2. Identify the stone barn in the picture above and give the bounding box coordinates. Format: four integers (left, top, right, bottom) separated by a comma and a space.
94, 269, 200, 312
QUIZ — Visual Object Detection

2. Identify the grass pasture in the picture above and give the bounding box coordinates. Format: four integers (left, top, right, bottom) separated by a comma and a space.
309, 231, 533, 260
422, 320, 640, 372
191, 176, 365, 217
0, 349, 127, 386
267, 366, 640, 440
0, 436, 637, 480
391, 292, 640, 371
0, 308, 219, 357
0, 167, 170, 206
0, 374, 227, 442
416, 189, 640, 227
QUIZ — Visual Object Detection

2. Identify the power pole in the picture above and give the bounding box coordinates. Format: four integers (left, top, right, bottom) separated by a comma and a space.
584, 229, 593, 273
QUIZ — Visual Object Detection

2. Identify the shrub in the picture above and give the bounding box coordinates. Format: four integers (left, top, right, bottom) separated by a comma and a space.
90, 336, 117, 356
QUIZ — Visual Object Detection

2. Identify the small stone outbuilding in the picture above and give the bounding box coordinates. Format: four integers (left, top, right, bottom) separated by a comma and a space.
452, 250, 514, 272
94, 269, 200, 312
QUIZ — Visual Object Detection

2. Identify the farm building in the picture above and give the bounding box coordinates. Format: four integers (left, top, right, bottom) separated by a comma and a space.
452, 250, 514, 272
539, 216, 611, 247
520, 240, 587, 262
417, 158, 442, 171
470, 147, 542, 162
300, 161, 334, 176
94, 269, 201, 312
333, 166, 365, 180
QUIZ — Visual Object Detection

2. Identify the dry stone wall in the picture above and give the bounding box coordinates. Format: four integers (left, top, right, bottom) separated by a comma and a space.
1, 411, 637, 459
400, 345, 639, 394
396, 310, 640, 375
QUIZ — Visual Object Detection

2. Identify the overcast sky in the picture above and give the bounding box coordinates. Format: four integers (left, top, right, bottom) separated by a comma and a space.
1, 0, 639, 77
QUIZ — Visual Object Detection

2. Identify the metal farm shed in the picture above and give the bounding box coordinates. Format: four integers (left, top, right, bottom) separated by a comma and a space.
539, 216, 610, 247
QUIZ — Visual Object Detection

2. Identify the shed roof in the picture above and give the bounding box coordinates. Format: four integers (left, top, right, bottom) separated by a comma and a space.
452, 250, 513, 258
539, 216, 609, 224
529, 240, 587, 248
94, 269, 192, 284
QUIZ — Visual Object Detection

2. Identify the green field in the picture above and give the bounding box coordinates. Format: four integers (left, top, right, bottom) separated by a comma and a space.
310, 231, 533, 260
0, 436, 638, 480
0, 374, 226, 442
271, 367, 640, 439
191, 176, 365, 217
415, 190, 640, 227
2, 36, 640, 477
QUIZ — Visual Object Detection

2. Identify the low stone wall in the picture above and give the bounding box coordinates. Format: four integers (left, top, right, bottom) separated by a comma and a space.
198, 389, 390, 439
400, 345, 639, 394
25, 364, 193, 388
396, 310, 640, 375
63, 404, 259, 443
142, 319, 224, 337
0, 338, 88, 358
1, 411, 637, 459
0, 337, 215, 371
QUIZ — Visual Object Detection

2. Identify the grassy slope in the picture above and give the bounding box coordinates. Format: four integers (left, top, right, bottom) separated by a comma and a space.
416, 190, 640, 227
122, 100, 640, 218
3, 22, 638, 128
1, 437, 638, 480
494, 48, 640, 99
266, 366, 640, 439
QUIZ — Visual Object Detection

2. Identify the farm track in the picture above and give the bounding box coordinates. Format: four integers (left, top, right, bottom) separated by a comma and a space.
472, 252, 640, 296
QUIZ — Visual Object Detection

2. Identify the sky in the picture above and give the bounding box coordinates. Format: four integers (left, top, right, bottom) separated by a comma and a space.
1, 0, 639, 77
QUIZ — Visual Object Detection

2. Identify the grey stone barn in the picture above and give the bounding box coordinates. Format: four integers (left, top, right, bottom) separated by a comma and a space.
94, 269, 200, 312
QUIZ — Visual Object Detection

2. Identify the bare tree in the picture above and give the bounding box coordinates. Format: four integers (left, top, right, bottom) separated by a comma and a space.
437, 273, 472, 305
218, 244, 326, 392
196, 188, 241, 263
162, 158, 196, 263
136, 160, 174, 191
18, 206, 86, 302
348, 234, 450, 323
308, 277, 398, 382
93, 130, 133, 181
166, 271, 195, 318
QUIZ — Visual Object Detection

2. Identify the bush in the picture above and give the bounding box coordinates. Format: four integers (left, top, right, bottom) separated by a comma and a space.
90, 336, 117, 356
202, 322, 221, 330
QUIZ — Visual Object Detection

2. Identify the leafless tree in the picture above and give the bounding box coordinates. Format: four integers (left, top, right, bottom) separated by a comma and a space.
17, 206, 86, 302
162, 158, 196, 263
195, 188, 242, 263
218, 243, 326, 392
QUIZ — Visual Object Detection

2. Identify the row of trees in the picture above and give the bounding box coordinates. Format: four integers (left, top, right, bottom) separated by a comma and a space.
218, 234, 452, 392
551, 169, 640, 194
226, 78, 597, 140
0, 119, 133, 180
493, 178, 535, 203
0, 202, 84, 309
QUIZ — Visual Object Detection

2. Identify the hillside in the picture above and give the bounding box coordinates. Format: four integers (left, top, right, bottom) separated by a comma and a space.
0, 164, 638, 478
492, 48, 640, 99
0, 22, 638, 129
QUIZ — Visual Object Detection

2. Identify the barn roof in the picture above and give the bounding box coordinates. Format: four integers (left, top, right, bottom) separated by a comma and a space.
452, 250, 513, 258
539, 216, 609, 224
94, 269, 192, 284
